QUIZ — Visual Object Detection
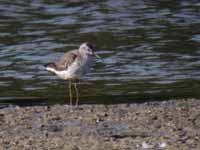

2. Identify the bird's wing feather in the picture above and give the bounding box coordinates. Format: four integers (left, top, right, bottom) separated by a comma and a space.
54, 50, 79, 71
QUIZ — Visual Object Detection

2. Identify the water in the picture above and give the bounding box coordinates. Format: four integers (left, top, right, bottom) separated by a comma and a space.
0, 0, 200, 106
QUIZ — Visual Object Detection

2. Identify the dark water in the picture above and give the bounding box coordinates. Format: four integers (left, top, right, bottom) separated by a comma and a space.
0, 0, 200, 106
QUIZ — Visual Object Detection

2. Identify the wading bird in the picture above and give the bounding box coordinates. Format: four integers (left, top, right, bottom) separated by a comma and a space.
45, 43, 100, 106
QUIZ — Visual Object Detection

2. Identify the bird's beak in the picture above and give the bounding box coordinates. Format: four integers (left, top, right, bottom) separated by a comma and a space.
93, 52, 101, 59
93, 51, 103, 62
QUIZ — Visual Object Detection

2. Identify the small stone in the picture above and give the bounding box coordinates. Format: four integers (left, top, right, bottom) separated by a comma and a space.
159, 142, 167, 148
186, 139, 194, 145
142, 142, 153, 149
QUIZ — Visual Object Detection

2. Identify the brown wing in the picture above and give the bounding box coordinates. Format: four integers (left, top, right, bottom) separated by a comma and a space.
54, 50, 79, 71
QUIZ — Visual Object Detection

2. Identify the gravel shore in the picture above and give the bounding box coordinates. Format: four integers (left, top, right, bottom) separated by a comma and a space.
0, 99, 200, 149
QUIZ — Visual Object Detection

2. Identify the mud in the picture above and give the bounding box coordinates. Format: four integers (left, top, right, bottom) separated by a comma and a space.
0, 99, 200, 149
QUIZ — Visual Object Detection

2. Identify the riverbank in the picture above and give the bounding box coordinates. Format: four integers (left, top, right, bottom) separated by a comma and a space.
0, 99, 200, 149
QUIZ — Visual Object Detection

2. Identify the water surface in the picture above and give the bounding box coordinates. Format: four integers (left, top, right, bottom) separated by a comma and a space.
0, 0, 200, 105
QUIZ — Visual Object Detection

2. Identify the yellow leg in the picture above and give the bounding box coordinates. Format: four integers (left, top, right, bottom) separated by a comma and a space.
74, 82, 79, 106
69, 80, 72, 106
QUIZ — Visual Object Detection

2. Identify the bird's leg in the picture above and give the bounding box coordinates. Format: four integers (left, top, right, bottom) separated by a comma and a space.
68, 80, 72, 106
74, 81, 79, 106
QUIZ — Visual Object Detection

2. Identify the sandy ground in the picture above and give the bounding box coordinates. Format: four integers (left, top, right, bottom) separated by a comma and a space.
0, 99, 200, 150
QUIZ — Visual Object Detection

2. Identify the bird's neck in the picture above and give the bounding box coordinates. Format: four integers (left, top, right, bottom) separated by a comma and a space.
79, 51, 89, 58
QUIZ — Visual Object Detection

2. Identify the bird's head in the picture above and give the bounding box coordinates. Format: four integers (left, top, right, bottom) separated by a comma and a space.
79, 43, 101, 58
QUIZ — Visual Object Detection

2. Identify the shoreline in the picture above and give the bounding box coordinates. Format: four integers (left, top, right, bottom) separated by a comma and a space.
0, 99, 200, 149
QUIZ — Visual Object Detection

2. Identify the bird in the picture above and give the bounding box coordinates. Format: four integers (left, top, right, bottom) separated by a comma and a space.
45, 43, 100, 106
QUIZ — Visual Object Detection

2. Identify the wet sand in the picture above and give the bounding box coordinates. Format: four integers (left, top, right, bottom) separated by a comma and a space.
0, 99, 200, 149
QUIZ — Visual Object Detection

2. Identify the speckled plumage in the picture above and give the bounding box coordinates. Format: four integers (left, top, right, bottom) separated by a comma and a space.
46, 43, 94, 80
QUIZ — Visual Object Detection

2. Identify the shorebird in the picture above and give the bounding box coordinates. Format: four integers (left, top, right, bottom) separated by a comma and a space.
45, 43, 100, 106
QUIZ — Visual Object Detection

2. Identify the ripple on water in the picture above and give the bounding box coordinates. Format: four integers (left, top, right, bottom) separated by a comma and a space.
0, 0, 200, 104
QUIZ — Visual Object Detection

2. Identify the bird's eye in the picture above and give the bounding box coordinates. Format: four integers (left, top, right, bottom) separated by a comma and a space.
87, 44, 94, 50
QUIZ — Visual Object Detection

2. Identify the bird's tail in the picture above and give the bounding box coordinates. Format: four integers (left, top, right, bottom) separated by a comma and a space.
44, 63, 57, 73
